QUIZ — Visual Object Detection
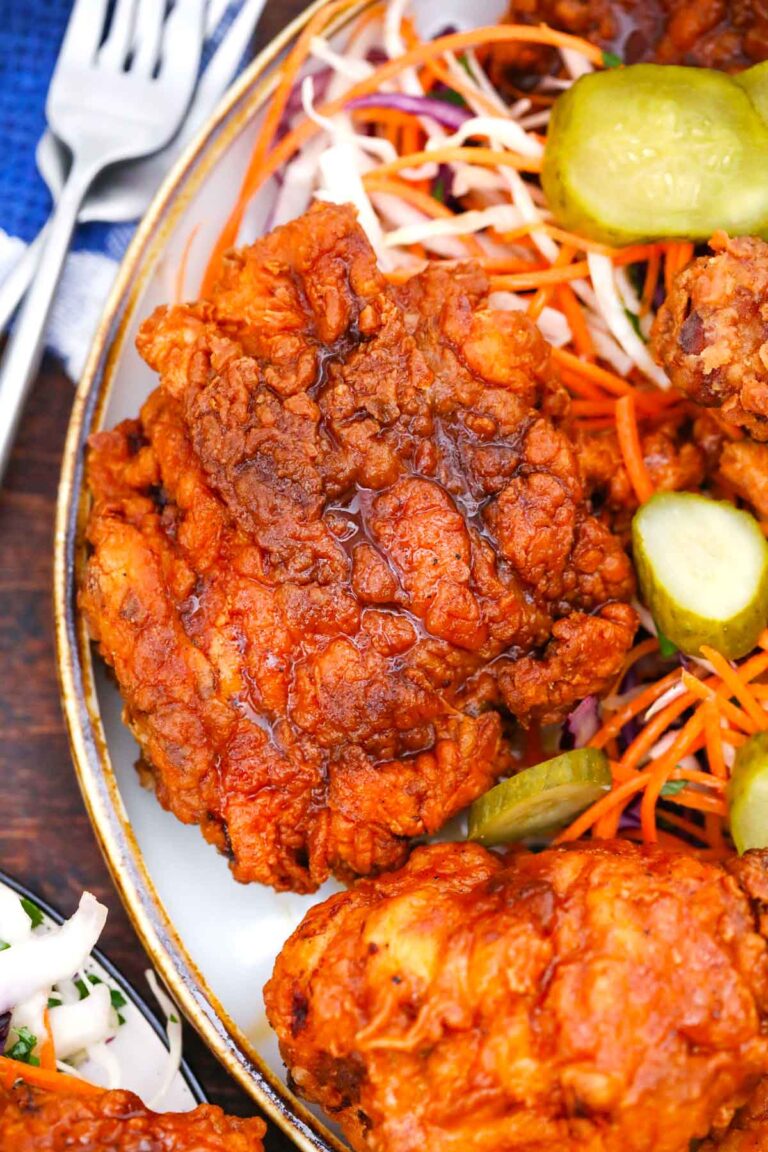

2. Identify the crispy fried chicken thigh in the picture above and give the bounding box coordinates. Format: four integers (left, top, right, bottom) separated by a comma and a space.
0, 1082, 266, 1151
81, 203, 635, 893
651, 233, 768, 439
265, 840, 768, 1152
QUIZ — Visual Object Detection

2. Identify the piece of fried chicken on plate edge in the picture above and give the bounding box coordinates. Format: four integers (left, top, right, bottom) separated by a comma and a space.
266, 838, 768, 1152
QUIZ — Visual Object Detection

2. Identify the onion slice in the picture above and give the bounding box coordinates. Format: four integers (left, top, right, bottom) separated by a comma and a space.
0, 893, 107, 1015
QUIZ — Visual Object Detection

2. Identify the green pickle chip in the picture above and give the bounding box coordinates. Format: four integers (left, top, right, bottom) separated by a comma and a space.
468, 748, 611, 846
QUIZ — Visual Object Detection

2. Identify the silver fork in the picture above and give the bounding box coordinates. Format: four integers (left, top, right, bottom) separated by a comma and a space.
0, 0, 266, 335
0, 0, 206, 483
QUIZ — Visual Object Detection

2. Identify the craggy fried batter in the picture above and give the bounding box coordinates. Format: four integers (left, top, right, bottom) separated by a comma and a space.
702, 1077, 768, 1150
0, 1081, 266, 1152
81, 203, 636, 893
575, 419, 707, 538
651, 233, 768, 440
488, 0, 768, 92
266, 840, 768, 1152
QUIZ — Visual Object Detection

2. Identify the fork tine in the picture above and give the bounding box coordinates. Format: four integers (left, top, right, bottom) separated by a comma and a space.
184, 0, 267, 139
132, 0, 166, 77
98, 0, 139, 69
156, 0, 207, 82
56, 0, 110, 69
205, 0, 233, 38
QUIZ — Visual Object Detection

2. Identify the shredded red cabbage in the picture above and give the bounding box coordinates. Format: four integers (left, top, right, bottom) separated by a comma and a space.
561, 695, 600, 751
346, 92, 472, 129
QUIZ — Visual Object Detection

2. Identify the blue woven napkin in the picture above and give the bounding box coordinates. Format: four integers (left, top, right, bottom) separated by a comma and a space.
0, 1, 252, 379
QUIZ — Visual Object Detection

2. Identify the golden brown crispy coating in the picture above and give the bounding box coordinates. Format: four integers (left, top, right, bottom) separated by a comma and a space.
575, 418, 707, 540
265, 840, 768, 1152
81, 203, 635, 893
488, 0, 768, 91
651, 233, 768, 440
702, 1078, 768, 1150
718, 438, 768, 520
0, 1081, 266, 1151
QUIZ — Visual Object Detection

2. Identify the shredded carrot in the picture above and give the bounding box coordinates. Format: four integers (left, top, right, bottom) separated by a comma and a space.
704, 700, 732, 781
620, 692, 696, 774
555, 283, 595, 359
203, 21, 606, 289
492, 246, 666, 291
571, 400, 620, 417
399, 18, 505, 118
640, 248, 661, 316
527, 245, 575, 319
664, 241, 695, 292
671, 767, 727, 791
700, 646, 768, 731
364, 146, 543, 181
540, 224, 621, 256
615, 394, 655, 504
671, 790, 728, 817
400, 119, 422, 165
363, 173, 446, 212
553, 348, 654, 401
174, 224, 201, 305
556, 774, 650, 843
491, 261, 593, 290
682, 671, 758, 736
640, 709, 707, 842
0, 1055, 102, 1097
589, 670, 683, 750
342, 0, 386, 48
558, 371, 605, 402
38, 1009, 56, 1073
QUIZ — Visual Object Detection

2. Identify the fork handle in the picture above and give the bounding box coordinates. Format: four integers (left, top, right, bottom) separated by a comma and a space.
0, 228, 47, 337
0, 160, 97, 485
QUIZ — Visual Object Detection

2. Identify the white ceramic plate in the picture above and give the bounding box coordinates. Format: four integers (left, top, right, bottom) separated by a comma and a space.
0, 870, 201, 1109
55, 2, 507, 1149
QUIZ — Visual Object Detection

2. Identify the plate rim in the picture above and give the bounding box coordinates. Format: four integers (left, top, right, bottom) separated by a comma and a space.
53, 3, 372, 1151
0, 867, 206, 1105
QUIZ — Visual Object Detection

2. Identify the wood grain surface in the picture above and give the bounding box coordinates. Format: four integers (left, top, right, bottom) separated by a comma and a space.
0, 1, 309, 1146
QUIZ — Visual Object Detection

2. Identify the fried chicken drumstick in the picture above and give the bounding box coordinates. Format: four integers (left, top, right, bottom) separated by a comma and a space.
0, 1080, 266, 1151
266, 840, 768, 1152
81, 202, 635, 893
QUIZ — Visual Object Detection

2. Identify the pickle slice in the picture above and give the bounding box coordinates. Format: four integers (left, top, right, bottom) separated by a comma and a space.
632, 492, 768, 660
542, 63, 768, 245
468, 748, 611, 846
728, 732, 768, 854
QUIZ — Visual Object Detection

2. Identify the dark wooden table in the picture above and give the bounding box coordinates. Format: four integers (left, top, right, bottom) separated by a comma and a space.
0, 2, 307, 1146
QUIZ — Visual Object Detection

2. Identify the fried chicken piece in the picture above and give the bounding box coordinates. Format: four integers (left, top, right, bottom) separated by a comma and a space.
81, 203, 636, 893
488, 0, 768, 93
651, 233, 768, 440
0, 1081, 266, 1151
576, 418, 707, 538
702, 1078, 768, 1150
266, 839, 768, 1152
717, 438, 768, 520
